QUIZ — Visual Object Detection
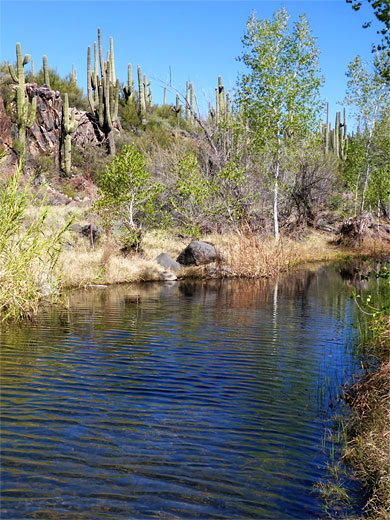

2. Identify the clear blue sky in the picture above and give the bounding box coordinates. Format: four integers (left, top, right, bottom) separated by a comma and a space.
0, 0, 384, 128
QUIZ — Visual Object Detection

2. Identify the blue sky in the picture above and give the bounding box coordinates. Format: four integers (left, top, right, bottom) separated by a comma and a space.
0, 0, 383, 128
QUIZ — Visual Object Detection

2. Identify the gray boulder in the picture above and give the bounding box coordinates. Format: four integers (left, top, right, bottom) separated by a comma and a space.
176, 241, 222, 266
156, 253, 181, 272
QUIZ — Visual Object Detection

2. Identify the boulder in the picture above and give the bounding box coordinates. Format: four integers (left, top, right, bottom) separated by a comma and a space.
160, 270, 178, 282
80, 224, 101, 240
156, 253, 181, 272
176, 241, 223, 266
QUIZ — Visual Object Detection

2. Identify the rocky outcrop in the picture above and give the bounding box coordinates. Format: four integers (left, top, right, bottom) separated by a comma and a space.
0, 89, 13, 149
1, 83, 108, 171
26, 84, 63, 162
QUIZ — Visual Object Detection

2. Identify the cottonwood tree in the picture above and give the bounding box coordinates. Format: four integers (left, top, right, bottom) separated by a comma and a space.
237, 8, 323, 240
343, 51, 390, 213
347, 0, 390, 54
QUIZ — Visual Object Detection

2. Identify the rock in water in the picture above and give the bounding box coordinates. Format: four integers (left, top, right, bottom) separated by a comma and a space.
156, 253, 181, 272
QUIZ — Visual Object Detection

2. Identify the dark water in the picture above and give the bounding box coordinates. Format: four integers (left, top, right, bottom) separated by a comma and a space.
0, 266, 372, 519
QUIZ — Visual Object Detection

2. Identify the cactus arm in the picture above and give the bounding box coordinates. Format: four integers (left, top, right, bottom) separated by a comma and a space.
8, 64, 18, 83
87, 46, 95, 112
110, 36, 115, 83
27, 96, 36, 127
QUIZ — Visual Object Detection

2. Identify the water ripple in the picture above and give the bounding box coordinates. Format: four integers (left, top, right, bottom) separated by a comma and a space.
0, 272, 367, 519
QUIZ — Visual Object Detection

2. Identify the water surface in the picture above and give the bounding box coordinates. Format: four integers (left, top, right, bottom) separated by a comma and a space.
0, 266, 369, 519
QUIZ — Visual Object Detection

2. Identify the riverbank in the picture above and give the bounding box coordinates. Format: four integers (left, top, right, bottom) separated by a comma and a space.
343, 314, 390, 520
2, 194, 390, 323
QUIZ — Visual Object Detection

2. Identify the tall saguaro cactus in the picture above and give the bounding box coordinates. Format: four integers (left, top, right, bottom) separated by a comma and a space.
321, 104, 348, 159
62, 93, 78, 176
87, 28, 119, 155
137, 65, 146, 116
8, 42, 37, 161
123, 63, 134, 101
43, 55, 50, 87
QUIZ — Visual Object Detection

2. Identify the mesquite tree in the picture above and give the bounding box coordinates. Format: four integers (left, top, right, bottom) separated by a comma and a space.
237, 8, 323, 240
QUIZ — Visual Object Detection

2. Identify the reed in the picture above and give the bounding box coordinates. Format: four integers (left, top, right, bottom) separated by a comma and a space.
0, 167, 71, 322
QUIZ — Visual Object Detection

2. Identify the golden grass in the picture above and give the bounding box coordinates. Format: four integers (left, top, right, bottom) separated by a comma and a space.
344, 360, 390, 520
207, 228, 343, 279
20, 203, 390, 289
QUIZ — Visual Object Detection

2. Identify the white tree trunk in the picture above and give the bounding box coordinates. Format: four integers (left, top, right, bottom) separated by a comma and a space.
273, 160, 280, 242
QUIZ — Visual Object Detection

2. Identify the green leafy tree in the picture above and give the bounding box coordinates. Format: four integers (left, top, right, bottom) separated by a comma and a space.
94, 144, 164, 249
343, 51, 390, 212
237, 8, 324, 240
347, 0, 390, 55
169, 152, 256, 235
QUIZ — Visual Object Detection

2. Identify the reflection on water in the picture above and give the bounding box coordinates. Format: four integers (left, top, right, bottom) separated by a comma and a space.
0, 265, 373, 519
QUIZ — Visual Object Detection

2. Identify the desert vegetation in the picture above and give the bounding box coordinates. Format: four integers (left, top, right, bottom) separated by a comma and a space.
0, 5, 389, 518
0, 8, 389, 321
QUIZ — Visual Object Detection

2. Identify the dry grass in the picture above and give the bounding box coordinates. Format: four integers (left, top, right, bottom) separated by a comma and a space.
57, 226, 352, 288
208, 228, 343, 279
343, 317, 390, 520
21, 203, 390, 289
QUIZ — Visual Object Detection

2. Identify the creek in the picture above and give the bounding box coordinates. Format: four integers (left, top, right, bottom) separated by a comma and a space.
0, 264, 381, 519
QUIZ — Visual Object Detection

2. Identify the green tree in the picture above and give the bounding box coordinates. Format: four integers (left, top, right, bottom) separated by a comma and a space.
169, 152, 256, 236
343, 51, 390, 212
237, 8, 323, 240
94, 145, 164, 249
346, 0, 390, 53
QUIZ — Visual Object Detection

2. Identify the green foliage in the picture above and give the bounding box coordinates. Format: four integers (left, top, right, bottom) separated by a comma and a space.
31, 150, 55, 179
0, 165, 71, 321
94, 144, 165, 248
119, 97, 142, 131
343, 54, 390, 212
169, 152, 255, 235
238, 8, 324, 146
236, 8, 324, 239
347, 0, 390, 56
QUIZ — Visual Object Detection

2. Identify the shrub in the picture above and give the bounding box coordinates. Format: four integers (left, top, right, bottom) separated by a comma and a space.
0, 165, 71, 321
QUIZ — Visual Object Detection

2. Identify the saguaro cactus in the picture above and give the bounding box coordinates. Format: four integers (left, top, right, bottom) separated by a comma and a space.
137, 65, 146, 115
43, 55, 50, 87
321, 105, 348, 159
8, 42, 37, 161
87, 28, 119, 154
175, 95, 182, 123
190, 82, 195, 124
62, 93, 78, 175
123, 63, 134, 101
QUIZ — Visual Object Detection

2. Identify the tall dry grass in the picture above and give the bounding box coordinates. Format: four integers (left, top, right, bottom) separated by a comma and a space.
344, 358, 390, 520
212, 227, 342, 278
